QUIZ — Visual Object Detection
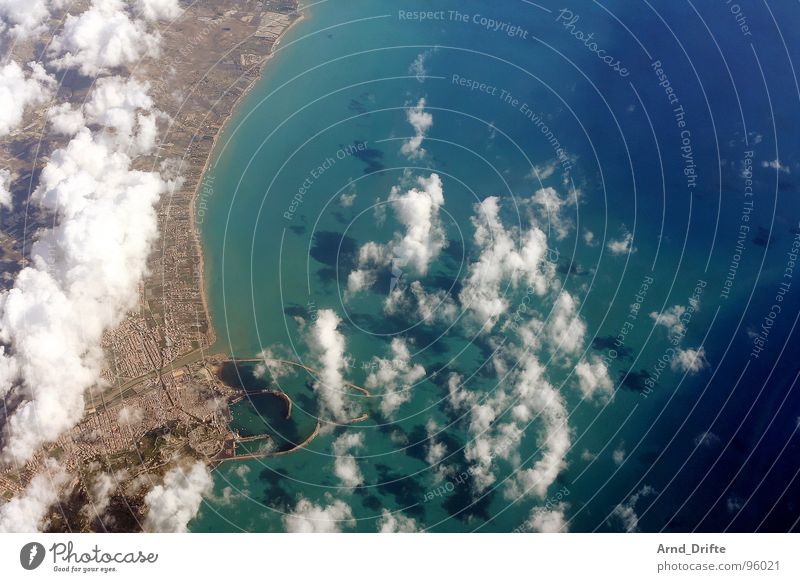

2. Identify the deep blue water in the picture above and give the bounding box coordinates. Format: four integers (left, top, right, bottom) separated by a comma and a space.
192, 0, 800, 532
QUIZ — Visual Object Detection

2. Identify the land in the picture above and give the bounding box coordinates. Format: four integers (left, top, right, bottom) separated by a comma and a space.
0, 0, 306, 530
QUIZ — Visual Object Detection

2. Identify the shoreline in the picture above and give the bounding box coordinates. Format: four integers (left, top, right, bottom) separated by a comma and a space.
190, 5, 308, 356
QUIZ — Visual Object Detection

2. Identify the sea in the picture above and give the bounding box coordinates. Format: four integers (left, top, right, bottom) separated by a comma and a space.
191, 0, 800, 532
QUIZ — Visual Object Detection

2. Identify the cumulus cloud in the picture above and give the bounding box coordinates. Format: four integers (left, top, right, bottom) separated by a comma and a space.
424, 418, 452, 482
365, 337, 425, 418
308, 309, 352, 422
612, 444, 626, 465
611, 485, 655, 532
530, 160, 558, 181
0, 460, 69, 532
525, 502, 569, 532
83, 76, 160, 154
253, 347, 294, 381
82, 469, 127, 521
447, 372, 475, 411
332, 432, 364, 488
347, 173, 446, 298
49, 0, 161, 76
339, 191, 356, 207
135, 0, 182, 21
459, 196, 554, 330
47, 102, 86, 136
400, 97, 432, 159
384, 280, 458, 325
530, 186, 574, 240
762, 159, 790, 174
0, 77, 168, 463
0, 168, 12, 209
409, 50, 434, 83
144, 462, 212, 532
503, 357, 571, 499
346, 241, 386, 296
0, 61, 54, 136
607, 229, 635, 255
671, 346, 708, 374
457, 346, 570, 499
650, 305, 688, 338
574, 355, 613, 400
377, 508, 419, 532
0, 0, 51, 38
387, 173, 446, 275
283, 496, 354, 533
545, 291, 586, 356
117, 405, 143, 427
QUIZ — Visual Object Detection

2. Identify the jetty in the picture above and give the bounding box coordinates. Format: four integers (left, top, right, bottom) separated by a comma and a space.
227, 358, 372, 396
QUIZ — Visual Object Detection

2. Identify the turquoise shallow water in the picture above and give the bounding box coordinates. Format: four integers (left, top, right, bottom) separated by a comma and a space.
192, 1, 800, 531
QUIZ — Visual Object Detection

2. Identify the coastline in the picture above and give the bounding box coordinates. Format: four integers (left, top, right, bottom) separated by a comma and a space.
190, 5, 308, 356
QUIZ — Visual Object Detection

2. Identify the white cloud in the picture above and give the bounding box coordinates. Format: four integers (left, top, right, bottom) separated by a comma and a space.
348, 174, 446, 301
144, 462, 212, 532
460, 347, 570, 500
545, 291, 586, 356
0, 460, 69, 532
339, 191, 356, 207
135, 0, 182, 21
400, 97, 432, 159
447, 372, 475, 411
650, 305, 687, 338
650, 305, 686, 337
82, 469, 127, 521
83, 76, 159, 154
671, 346, 708, 374
424, 418, 451, 482
377, 508, 419, 532
525, 502, 568, 532
0, 168, 12, 209
0, 61, 54, 136
410, 281, 457, 323
308, 309, 352, 422
117, 405, 143, 427
283, 496, 354, 533
459, 196, 554, 330
365, 337, 425, 418
47, 102, 86, 136
384, 280, 457, 326
530, 160, 558, 181
574, 355, 613, 400
409, 50, 433, 83
607, 229, 635, 255
503, 357, 571, 499
694, 430, 720, 448
530, 186, 574, 240
345, 241, 386, 297
332, 432, 364, 488
253, 347, 293, 381
611, 485, 655, 532
0, 77, 168, 463
387, 173, 446, 276
612, 444, 626, 465
0, 0, 51, 38
583, 229, 596, 246
49, 0, 161, 76
762, 159, 790, 174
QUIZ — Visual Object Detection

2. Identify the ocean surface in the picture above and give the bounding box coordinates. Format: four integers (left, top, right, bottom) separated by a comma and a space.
192, 0, 800, 532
